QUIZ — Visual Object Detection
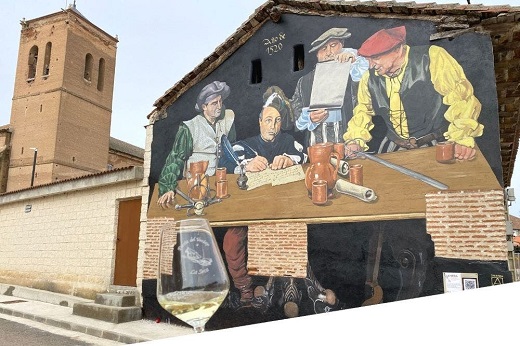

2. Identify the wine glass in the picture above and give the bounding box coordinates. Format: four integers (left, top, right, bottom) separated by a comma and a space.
157, 218, 230, 333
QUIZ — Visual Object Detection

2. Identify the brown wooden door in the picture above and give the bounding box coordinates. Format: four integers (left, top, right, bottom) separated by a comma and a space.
114, 198, 141, 286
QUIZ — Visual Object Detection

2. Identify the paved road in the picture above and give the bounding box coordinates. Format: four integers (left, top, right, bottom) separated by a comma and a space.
0, 316, 122, 346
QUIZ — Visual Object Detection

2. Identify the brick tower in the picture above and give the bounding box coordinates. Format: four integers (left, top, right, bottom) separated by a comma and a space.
7, 3, 118, 191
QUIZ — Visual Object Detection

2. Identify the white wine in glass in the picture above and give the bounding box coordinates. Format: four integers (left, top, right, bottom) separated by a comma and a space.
157, 218, 230, 333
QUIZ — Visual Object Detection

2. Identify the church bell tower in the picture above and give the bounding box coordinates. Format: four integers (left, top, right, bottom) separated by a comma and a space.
7, 3, 118, 191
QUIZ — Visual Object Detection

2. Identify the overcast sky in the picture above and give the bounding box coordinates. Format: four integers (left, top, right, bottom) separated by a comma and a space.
1, 0, 519, 214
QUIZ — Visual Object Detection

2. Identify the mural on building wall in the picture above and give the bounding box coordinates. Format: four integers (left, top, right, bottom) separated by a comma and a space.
148, 15, 510, 329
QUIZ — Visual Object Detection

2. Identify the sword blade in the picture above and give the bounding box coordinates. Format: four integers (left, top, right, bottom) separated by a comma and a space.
354, 151, 448, 190
175, 188, 195, 204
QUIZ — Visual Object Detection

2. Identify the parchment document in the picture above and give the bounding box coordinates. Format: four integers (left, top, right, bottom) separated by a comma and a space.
309, 60, 351, 111
246, 165, 306, 190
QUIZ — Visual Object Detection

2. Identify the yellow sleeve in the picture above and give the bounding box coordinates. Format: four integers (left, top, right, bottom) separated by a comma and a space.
429, 45, 483, 148
343, 72, 374, 150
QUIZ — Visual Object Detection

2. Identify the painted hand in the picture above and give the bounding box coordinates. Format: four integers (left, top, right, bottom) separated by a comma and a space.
270, 155, 294, 170
310, 109, 328, 123
157, 190, 175, 209
246, 156, 269, 172
454, 143, 476, 161
335, 52, 356, 63
345, 142, 363, 159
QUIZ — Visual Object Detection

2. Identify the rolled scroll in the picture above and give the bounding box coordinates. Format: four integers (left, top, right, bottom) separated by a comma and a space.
330, 158, 350, 177
335, 179, 377, 203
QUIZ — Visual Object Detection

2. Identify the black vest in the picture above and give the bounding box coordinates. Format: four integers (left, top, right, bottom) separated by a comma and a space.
367, 46, 449, 140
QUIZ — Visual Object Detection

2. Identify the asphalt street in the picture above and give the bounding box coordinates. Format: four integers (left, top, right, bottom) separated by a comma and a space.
0, 315, 122, 346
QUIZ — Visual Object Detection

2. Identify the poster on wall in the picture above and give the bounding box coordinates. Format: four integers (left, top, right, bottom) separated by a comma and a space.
443, 272, 480, 293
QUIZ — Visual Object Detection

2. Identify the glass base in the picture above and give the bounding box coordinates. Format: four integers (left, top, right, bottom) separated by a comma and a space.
189, 317, 208, 333
193, 325, 205, 333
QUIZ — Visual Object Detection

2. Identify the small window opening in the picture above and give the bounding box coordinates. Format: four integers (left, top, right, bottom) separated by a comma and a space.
97, 58, 105, 91
21, 147, 24, 155
293, 44, 305, 72
251, 59, 262, 84
72, 156, 76, 162
40, 104, 43, 112
43, 42, 52, 76
84, 53, 93, 81
27, 45, 38, 80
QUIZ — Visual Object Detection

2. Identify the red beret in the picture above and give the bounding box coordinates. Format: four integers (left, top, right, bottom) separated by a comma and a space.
358, 26, 406, 57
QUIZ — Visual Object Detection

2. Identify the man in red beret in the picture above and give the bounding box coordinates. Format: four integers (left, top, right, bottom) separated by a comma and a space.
343, 26, 484, 161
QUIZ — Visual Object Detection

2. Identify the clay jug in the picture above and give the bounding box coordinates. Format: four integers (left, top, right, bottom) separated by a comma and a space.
305, 142, 340, 198
187, 160, 209, 200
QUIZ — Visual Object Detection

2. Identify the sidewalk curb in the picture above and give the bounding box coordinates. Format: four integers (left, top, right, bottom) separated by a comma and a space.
0, 284, 192, 344
0, 283, 91, 307
0, 299, 148, 344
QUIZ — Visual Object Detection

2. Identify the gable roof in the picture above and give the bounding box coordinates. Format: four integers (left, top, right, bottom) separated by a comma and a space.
148, 0, 520, 189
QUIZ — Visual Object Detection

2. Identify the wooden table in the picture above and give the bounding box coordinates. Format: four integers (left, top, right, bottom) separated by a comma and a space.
147, 146, 501, 226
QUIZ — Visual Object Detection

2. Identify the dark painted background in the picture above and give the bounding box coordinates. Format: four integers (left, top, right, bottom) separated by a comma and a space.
150, 14, 502, 194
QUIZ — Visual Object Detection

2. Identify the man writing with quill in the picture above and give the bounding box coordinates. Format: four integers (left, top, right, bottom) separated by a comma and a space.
220, 91, 306, 174
220, 92, 344, 315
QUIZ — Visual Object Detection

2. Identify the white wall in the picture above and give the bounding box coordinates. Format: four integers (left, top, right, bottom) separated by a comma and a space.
0, 167, 144, 299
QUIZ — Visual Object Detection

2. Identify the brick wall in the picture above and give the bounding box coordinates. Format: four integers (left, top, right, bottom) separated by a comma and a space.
142, 218, 171, 280
7, 10, 117, 192
425, 189, 507, 261
0, 170, 143, 299
142, 188, 509, 283
247, 222, 308, 278
139, 124, 156, 283
143, 219, 308, 280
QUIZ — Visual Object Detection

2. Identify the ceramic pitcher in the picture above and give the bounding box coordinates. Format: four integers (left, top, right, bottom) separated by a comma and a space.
304, 142, 340, 198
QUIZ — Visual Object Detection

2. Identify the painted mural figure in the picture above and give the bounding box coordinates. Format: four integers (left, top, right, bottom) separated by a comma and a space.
157, 80, 235, 207
219, 91, 306, 174
343, 26, 484, 161
156, 81, 254, 309
218, 91, 342, 316
289, 27, 369, 148
219, 91, 307, 311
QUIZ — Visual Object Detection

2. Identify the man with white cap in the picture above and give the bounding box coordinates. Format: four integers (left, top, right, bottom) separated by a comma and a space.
219, 90, 306, 174
218, 89, 307, 310
343, 26, 483, 161
290, 27, 369, 148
